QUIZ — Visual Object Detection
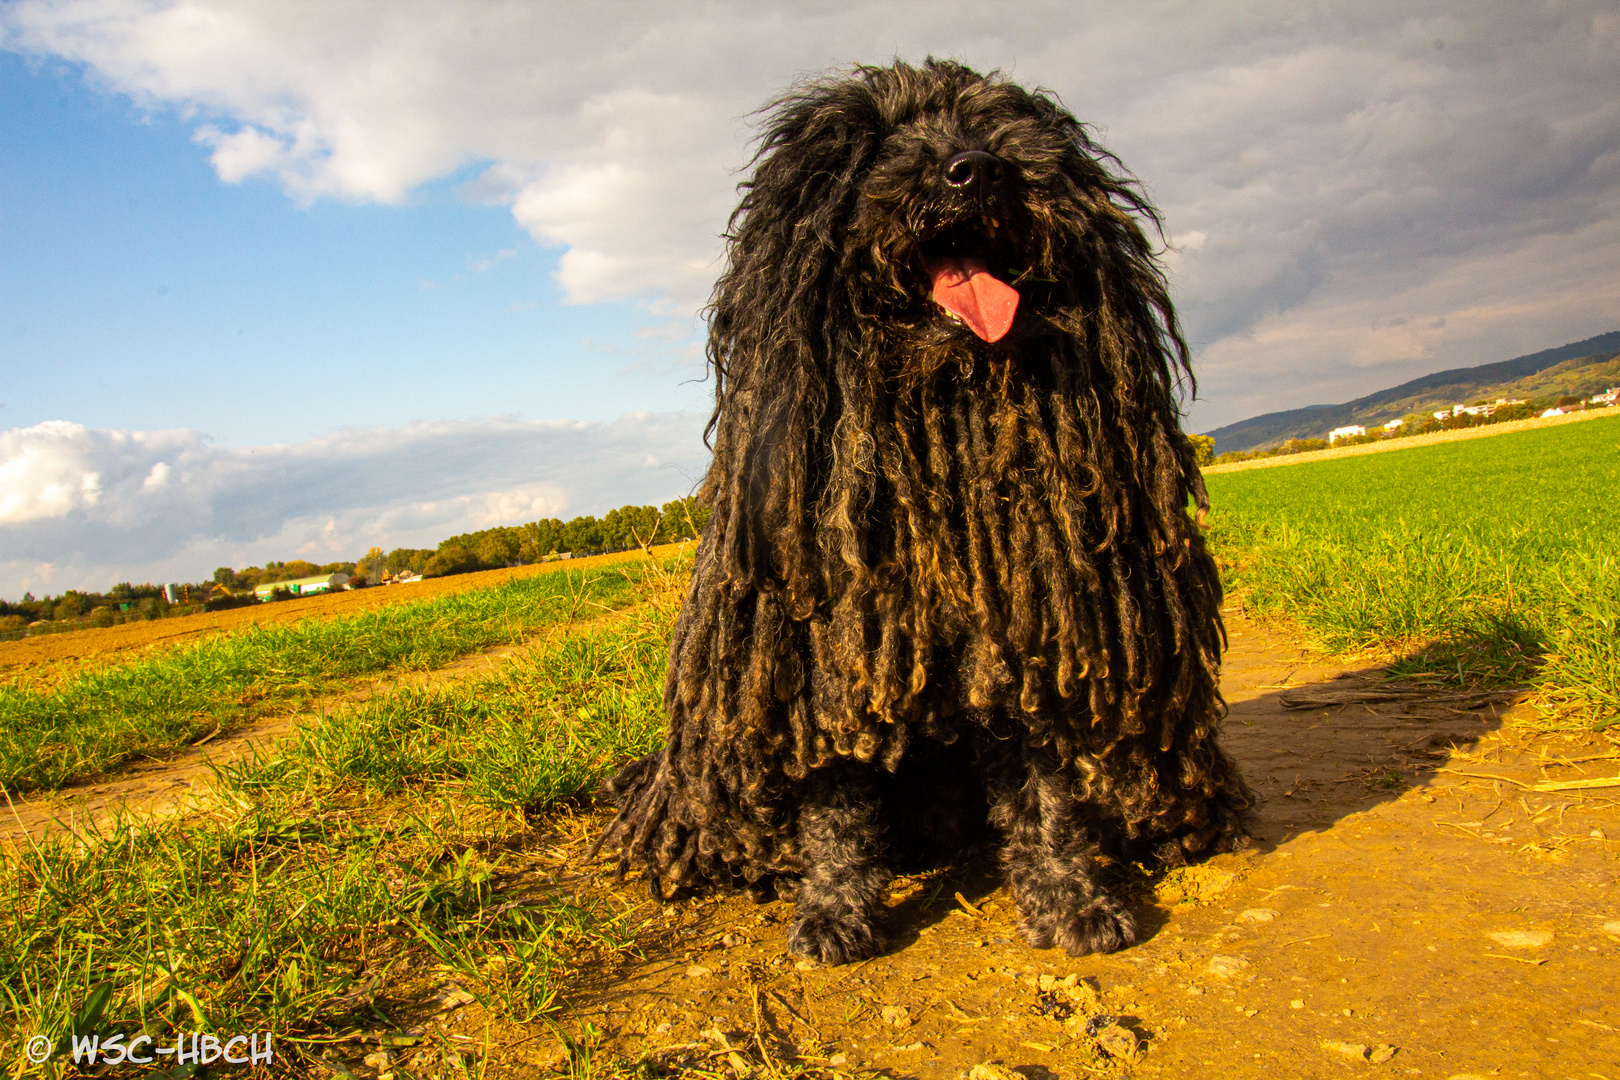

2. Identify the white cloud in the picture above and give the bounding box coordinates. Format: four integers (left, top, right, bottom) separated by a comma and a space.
0, 412, 708, 596
3, 2, 1618, 420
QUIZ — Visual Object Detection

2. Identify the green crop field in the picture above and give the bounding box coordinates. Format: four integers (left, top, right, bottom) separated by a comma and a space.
1203, 412, 1620, 727
0, 565, 656, 794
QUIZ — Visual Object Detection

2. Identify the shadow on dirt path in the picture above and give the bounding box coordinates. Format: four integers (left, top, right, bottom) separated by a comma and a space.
479, 608, 1620, 1080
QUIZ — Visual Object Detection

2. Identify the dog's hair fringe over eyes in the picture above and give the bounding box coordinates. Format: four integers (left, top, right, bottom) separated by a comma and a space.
596, 59, 1245, 896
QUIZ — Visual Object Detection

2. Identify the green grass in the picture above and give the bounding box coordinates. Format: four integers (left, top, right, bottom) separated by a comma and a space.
1, 590, 679, 1077
0, 566, 653, 795
225, 601, 672, 815
1204, 412, 1620, 727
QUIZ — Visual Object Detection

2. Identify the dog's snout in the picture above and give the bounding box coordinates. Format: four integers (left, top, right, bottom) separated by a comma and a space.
942, 150, 1003, 193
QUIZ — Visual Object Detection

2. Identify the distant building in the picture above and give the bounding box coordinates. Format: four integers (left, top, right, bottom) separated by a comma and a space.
1328, 425, 1366, 442
1589, 387, 1618, 406
1541, 407, 1565, 418
1383, 418, 1404, 432
253, 572, 351, 600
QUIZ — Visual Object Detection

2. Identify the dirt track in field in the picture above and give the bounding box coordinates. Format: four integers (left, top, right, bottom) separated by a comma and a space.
0, 545, 687, 685
428, 609, 1620, 1080
1203, 402, 1620, 475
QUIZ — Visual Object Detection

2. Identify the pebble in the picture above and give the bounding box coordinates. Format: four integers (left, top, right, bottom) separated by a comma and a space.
1486, 930, 1553, 949
721, 933, 742, 947
1206, 955, 1251, 978
1290, 999, 1305, 1009
436, 986, 476, 1011
796, 959, 819, 972
895, 1042, 925, 1052
1240, 908, 1281, 923
1602, 921, 1620, 938
1369, 1044, 1398, 1064
881, 1005, 913, 1028
686, 965, 713, 979
362, 1051, 391, 1069
828, 1053, 848, 1066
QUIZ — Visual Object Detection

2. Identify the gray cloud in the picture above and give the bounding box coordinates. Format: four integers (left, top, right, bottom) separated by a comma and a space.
0, 2, 1615, 487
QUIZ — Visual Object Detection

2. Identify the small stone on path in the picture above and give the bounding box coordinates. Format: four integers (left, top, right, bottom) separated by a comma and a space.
966, 1065, 1021, 1080
881, 1005, 912, 1027
1486, 930, 1553, 949
1206, 955, 1251, 977
1321, 1040, 1370, 1061
1240, 908, 1280, 922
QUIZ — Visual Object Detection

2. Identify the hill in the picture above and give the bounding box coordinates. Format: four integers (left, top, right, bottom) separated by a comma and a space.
1203, 330, 1620, 453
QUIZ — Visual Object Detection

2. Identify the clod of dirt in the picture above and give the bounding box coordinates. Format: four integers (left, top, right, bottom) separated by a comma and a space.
1240, 908, 1280, 922
1604, 920, 1620, 938
1156, 865, 1237, 905
1486, 930, 1553, 949
881, 1004, 913, 1027
1091, 1020, 1139, 1061
1206, 955, 1251, 977
1321, 1040, 1370, 1061
1368, 1044, 1399, 1064
1033, 992, 1073, 1021
965, 1064, 1022, 1080
687, 964, 713, 978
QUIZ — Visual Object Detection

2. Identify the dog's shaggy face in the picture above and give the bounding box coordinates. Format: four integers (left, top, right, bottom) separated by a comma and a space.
596, 60, 1252, 966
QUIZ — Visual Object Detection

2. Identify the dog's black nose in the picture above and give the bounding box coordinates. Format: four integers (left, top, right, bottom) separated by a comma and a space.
942, 150, 1003, 193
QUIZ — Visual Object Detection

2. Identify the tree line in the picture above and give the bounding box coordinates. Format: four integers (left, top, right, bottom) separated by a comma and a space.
0, 495, 710, 635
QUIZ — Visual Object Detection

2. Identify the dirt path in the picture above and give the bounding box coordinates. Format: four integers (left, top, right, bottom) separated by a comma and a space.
494, 610, 1620, 1080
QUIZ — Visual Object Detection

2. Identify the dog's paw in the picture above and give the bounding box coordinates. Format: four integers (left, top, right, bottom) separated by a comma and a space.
787, 906, 882, 965
1018, 895, 1137, 956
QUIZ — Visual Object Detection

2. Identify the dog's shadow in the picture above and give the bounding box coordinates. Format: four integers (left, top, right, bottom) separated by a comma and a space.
869, 652, 1518, 952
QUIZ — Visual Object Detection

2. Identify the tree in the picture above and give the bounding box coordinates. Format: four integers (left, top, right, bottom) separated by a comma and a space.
660, 496, 711, 539
356, 547, 387, 585
214, 567, 235, 586
1186, 433, 1215, 468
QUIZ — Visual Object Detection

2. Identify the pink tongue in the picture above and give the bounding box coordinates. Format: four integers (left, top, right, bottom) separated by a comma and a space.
927, 256, 1019, 342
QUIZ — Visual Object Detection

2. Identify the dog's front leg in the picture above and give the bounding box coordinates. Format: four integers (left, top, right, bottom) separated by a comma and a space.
995, 748, 1136, 956
787, 759, 891, 965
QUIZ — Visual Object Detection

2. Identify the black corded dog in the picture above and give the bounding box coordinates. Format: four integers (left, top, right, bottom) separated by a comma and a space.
595, 59, 1251, 964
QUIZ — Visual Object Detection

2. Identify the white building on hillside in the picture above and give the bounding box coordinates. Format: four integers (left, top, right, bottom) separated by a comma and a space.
1328, 425, 1366, 442
253, 572, 351, 600
1383, 418, 1404, 431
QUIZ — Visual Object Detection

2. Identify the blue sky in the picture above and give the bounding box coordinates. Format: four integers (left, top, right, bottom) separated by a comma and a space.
2, 2, 1617, 599
1, 50, 705, 445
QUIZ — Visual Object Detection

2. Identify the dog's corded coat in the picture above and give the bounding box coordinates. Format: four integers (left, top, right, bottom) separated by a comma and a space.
596, 60, 1251, 961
